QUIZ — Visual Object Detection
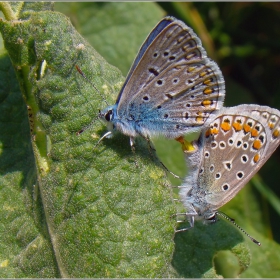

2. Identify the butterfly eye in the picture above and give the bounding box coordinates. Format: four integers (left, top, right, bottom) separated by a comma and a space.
105, 110, 113, 122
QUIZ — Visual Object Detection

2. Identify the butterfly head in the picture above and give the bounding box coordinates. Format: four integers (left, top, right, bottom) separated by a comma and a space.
99, 105, 117, 131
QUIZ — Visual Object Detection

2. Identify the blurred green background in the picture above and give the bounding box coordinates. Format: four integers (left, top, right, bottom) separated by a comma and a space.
54, 2, 280, 277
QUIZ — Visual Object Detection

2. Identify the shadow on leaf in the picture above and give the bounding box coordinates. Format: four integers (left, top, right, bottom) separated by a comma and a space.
172, 219, 250, 278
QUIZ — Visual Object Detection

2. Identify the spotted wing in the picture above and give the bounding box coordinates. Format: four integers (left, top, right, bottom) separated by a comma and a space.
117, 16, 225, 137
115, 17, 173, 104
196, 104, 280, 210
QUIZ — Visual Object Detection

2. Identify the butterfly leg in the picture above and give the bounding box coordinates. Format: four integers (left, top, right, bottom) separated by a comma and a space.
83, 131, 112, 152
171, 212, 186, 222
129, 136, 139, 168
173, 214, 195, 232
129, 136, 136, 152
92, 131, 113, 149
170, 185, 183, 202
77, 125, 113, 150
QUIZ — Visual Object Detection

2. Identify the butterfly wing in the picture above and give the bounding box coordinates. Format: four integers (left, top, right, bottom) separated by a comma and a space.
196, 105, 280, 211
116, 17, 225, 137
115, 17, 173, 103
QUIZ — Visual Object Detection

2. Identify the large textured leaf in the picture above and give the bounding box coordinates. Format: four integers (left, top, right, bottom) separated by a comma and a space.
0, 50, 58, 278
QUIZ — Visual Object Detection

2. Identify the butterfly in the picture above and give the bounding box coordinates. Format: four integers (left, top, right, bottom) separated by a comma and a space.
177, 104, 280, 245
94, 16, 225, 148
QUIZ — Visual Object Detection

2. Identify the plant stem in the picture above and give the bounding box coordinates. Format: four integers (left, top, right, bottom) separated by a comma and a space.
0, 2, 16, 20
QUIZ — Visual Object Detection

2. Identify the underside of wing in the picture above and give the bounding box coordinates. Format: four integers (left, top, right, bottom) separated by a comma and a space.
116, 17, 174, 103
117, 17, 225, 134
197, 105, 280, 209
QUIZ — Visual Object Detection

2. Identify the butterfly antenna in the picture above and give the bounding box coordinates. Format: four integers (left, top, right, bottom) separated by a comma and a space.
76, 115, 100, 135
216, 211, 261, 246
75, 65, 109, 106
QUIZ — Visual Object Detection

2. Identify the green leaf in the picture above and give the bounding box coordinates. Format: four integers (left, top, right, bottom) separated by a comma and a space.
252, 174, 280, 217
241, 234, 280, 277
0, 50, 57, 278
172, 221, 251, 278
55, 2, 165, 75
0, 3, 176, 277
220, 182, 280, 277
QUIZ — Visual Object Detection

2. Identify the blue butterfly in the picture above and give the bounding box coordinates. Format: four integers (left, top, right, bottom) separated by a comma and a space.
78, 16, 225, 155
97, 16, 225, 148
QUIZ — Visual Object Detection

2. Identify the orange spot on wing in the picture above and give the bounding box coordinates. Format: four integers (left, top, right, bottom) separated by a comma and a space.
253, 153, 260, 163
233, 121, 242, 131
269, 122, 275, 129
253, 139, 262, 150
203, 88, 212, 95
196, 112, 204, 124
200, 71, 207, 77
205, 126, 219, 137
251, 128, 259, 137
243, 124, 251, 133
187, 66, 195, 72
202, 100, 213, 107
212, 128, 219, 135
203, 79, 212, 85
273, 129, 280, 138
221, 120, 231, 131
